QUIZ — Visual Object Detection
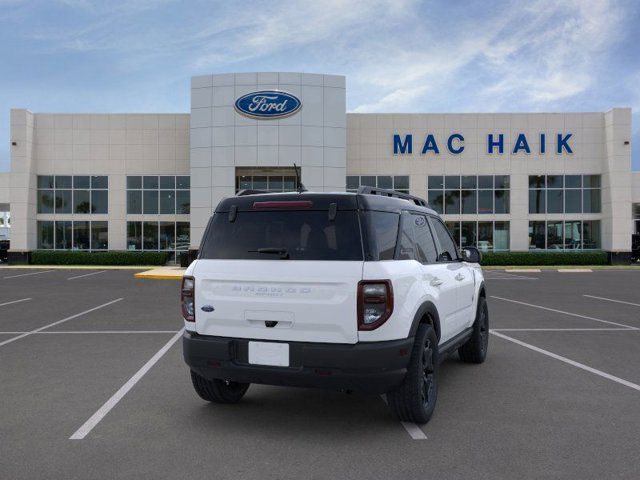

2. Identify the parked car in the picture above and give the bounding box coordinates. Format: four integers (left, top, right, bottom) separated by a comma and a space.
0, 240, 9, 263
181, 187, 488, 424
632, 234, 640, 262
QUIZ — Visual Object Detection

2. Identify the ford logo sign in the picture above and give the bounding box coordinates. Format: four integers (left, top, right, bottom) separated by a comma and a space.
234, 90, 302, 119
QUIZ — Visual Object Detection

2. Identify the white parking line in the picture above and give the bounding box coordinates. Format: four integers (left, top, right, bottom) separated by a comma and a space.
490, 296, 637, 330
0, 298, 31, 307
380, 394, 427, 440
0, 298, 124, 348
69, 328, 184, 440
67, 270, 107, 281
3, 270, 54, 279
490, 330, 640, 393
583, 295, 640, 308
492, 327, 639, 331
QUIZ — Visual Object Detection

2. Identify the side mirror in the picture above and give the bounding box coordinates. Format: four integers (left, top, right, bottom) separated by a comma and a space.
462, 246, 482, 264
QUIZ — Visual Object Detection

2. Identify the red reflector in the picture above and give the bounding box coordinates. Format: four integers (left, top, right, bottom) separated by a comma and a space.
314, 369, 332, 376
207, 360, 221, 367
253, 201, 313, 209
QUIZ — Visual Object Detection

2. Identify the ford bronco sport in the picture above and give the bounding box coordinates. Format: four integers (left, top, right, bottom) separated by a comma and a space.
182, 187, 488, 424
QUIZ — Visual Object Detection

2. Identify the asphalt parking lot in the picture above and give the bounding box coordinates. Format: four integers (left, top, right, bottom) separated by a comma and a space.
1, 267, 639, 479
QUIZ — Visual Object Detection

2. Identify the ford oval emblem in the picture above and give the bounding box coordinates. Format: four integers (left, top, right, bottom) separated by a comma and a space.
234, 90, 302, 119
201, 305, 215, 312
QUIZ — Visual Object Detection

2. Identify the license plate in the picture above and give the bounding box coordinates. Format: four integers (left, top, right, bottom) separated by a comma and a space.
248, 341, 289, 367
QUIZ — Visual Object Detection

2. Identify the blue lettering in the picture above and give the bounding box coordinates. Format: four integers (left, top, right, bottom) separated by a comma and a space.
421, 134, 439, 154
557, 133, 572, 154
512, 133, 531, 154
447, 134, 464, 154
540, 133, 546, 154
487, 134, 504, 154
393, 134, 412, 154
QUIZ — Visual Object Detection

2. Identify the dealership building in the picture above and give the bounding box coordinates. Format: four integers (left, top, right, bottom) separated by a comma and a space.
1, 72, 639, 263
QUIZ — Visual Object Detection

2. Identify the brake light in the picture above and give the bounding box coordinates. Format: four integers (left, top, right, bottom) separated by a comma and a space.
181, 276, 195, 322
357, 280, 393, 330
252, 201, 313, 209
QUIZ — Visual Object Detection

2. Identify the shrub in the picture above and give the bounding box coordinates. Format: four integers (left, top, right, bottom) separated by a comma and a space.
480, 251, 608, 266
31, 250, 169, 266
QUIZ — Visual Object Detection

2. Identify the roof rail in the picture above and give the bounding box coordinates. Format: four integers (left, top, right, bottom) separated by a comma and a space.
357, 186, 429, 207
236, 189, 270, 196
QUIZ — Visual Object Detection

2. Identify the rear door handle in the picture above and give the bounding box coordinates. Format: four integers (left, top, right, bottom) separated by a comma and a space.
430, 278, 443, 287
455, 273, 465, 281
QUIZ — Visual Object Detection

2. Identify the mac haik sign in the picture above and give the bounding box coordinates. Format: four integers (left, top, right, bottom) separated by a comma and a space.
393, 133, 573, 155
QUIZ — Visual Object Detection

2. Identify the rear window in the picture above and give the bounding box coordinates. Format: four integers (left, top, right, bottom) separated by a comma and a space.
199, 210, 363, 261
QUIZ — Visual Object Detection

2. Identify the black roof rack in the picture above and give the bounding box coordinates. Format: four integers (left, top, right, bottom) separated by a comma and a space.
236, 189, 270, 196
357, 186, 429, 207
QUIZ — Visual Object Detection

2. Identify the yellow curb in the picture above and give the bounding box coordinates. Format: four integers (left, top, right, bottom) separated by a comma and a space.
505, 269, 541, 273
558, 268, 593, 273
134, 268, 185, 280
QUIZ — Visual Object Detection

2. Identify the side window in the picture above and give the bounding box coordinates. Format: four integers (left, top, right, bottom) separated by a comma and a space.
430, 218, 459, 262
412, 214, 438, 264
397, 213, 416, 260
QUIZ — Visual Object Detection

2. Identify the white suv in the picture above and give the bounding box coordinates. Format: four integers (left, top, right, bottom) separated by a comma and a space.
182, 187, 488, 424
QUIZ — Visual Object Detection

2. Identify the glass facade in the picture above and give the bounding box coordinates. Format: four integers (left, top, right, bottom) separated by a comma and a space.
529, 175, 601, 214
37, 175, 108, 214
126, 176, 190, 215
427, 175, 510, 214
126, 221, 189, 261
528, 220, 601, 250
236, 173, 298, 193
37, 220, 108, 250
346, 175, 409, 194
444, 221, 510, 251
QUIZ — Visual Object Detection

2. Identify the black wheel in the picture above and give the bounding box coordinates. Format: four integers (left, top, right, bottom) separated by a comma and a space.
190, 370, 250, 404
458, 296, 489, 364
387, 323, 438, 424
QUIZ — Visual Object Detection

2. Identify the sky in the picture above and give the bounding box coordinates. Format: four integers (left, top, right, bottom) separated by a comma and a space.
1, 0, 639, 171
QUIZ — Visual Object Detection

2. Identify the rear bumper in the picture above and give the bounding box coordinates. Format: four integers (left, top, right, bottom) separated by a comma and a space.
183, 331, 414, 394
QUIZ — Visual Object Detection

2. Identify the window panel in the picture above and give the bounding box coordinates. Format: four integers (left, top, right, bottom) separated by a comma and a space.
55, 176, 72, 189
546, 221, 564, 250
461, 175, 477, 189
547, 175, 563, 188
428, 176, 444, 190
159, 222, 176, 250
494, 222, 510, 251
529, 175, 546, 189
91, 190, 108, 214
360, 176, 376, 187
55, 190, 72, 214
346, 176, 359, 191
411, 214, 438, 264
143, 190, 159, 214
74, 176, 90, 188
477, 222, 493, 252
91, 176, 108, 189
460, 222, 477, 248
529, 221, 546, 250
176, 222, 190, 250
73, 221, 90, 250
74, 190, 91, 214
495, 175, 510, 189
584, 175, 601, 188
393, 176, 409, 191
444, 176, 460, 189
91, 221, 109, 250
268, 177, 283, 192
37, 190, 54, 213
55, 221, 73, 249
377, 175, 392, 189
143, 176, 159, 189
478, 190, 493, 214
127, 176, 142, 189
529, 190, 545, 214
127, 191, 142, 214
565, 175, 581, 188
37, 221, 54, 249
38, 176, 54, 189
176, 176, 190, 189
583, 189, 601, 213
564, 220, 582, 250
160, 176, 175, 189
160, 191, 176, 214
127, 221, 142, 250
444, 190, 460, 214
494, 190, 509, 214
478, 176, 493, 189
143, 222, 159, 250
427, 191, 444, 214
582, 220, 601, 249
565, 190, 581, 214
461, 190, 477, 214
546, 190, 563, 214
176, 190, 190, 214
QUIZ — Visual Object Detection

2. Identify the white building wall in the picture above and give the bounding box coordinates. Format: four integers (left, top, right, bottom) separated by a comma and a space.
9, 111, 190, 251
347, 110, 631, 252
189, 72, 346, 248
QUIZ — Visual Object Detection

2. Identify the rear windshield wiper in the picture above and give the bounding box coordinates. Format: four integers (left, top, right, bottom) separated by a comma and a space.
248, 247, 290, 259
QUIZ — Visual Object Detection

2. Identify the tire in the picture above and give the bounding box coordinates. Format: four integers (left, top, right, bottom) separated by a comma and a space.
387, 323, 438, 424
458, 296, 489, 364
190, 370, 250, 404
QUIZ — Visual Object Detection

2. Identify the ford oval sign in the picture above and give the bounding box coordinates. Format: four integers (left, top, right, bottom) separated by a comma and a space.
234, 90, 302, 119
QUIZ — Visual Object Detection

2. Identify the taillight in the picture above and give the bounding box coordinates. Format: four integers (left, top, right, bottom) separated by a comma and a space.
357, 280, 393, 330
181, 276, 195, 322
